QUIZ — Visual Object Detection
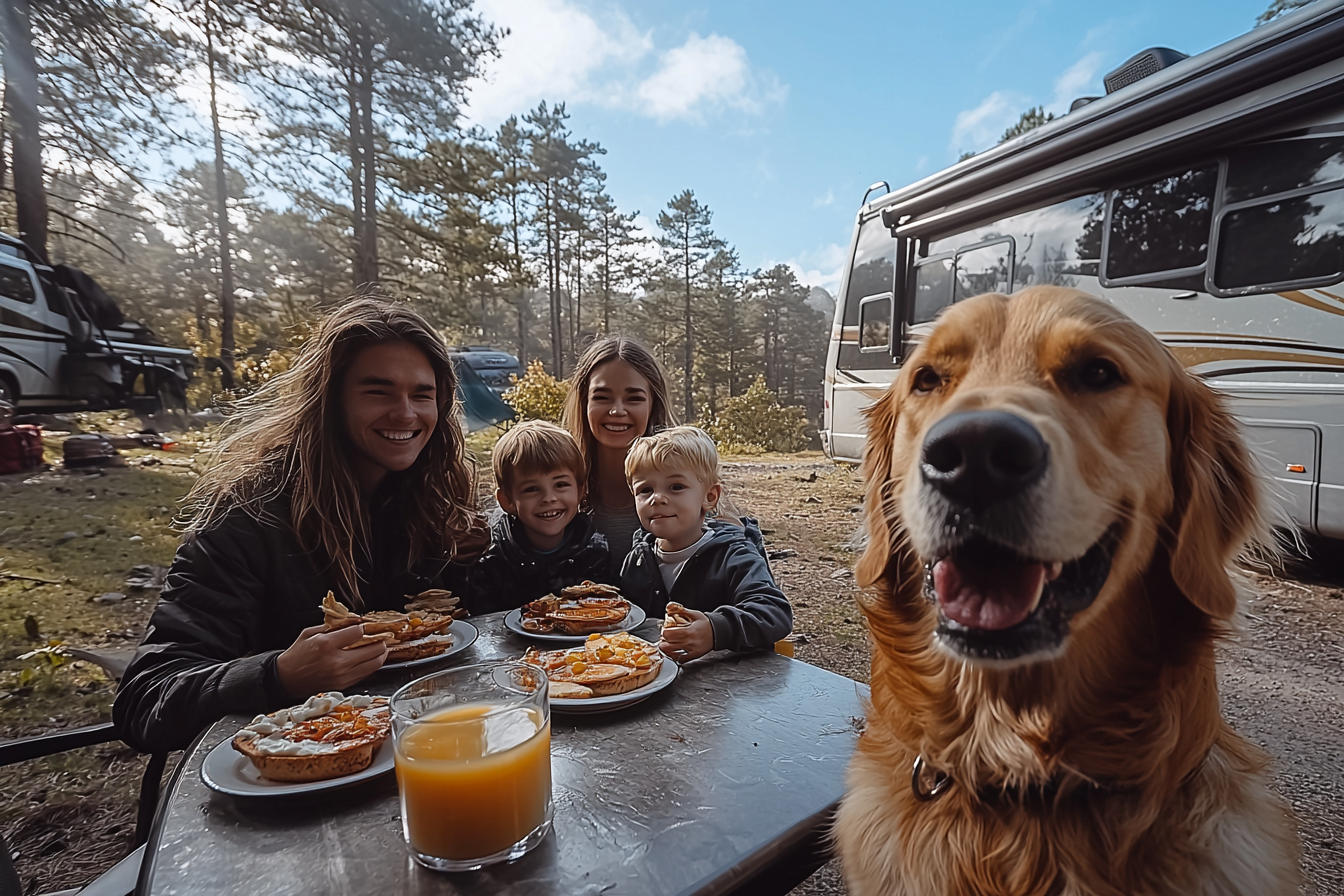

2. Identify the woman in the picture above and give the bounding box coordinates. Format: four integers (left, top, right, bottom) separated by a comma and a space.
114, 299, 487, 752
561, 337, 676, 567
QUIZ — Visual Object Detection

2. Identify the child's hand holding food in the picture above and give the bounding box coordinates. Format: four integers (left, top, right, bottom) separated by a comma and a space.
660, 603, 713, 662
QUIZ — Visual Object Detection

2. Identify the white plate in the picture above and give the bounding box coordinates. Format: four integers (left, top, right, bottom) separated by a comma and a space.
504, 605, 647, 643
381, 619, 479, 671
201, 734, 394, 797
548, 656, 679, 714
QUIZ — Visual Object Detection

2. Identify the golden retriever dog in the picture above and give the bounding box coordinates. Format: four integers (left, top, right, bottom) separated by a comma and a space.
834, 286, 1299, 896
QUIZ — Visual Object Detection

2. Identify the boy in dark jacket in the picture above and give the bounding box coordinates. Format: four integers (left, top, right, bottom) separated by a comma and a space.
465, 421, 613, 615
620, 425, 792, 660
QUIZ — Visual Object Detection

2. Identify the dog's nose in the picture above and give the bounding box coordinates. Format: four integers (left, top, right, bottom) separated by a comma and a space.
921, 411, 1049, 509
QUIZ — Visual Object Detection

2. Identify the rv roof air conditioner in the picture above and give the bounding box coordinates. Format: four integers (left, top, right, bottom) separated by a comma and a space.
1103, 47, 1189, 94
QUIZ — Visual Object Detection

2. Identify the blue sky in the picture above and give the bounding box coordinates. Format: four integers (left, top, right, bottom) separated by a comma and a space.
462, 0, 1276, 293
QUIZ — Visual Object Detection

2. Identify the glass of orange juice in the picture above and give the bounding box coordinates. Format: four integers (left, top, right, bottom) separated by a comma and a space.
390, 662, 552, 871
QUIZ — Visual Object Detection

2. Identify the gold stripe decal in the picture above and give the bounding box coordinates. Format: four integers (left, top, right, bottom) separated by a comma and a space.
1169, 345, 1344, 369
1277, 290, 1344, 319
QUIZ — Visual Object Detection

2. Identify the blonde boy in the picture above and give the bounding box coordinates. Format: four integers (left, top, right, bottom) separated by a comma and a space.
465, 421, 613, 614
620, 425, 792, 661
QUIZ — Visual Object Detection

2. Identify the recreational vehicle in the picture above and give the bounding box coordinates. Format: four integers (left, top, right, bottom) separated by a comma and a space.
822, 0, 1344, 541
0, 233, 193, 415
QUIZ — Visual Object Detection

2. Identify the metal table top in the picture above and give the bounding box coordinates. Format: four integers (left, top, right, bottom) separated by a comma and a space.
134, 612, 866, 896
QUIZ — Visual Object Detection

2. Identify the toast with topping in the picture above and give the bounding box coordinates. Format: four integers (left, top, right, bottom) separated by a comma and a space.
522, 632, 662, 698
231, 693, 391, 783
320, 592, 460, 663
520, 582, 631, 635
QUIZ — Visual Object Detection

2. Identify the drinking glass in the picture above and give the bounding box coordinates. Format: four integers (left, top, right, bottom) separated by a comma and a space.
391, 662, 552, 871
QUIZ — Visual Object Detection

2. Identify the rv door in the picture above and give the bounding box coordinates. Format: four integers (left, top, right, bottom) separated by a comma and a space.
828, 214, 899, 463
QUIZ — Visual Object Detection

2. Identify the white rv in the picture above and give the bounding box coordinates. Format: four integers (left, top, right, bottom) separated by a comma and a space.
822, 1, 1344, 541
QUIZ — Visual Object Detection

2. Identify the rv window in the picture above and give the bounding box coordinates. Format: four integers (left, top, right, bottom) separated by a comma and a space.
1213, 186, 1344, 292
0, 263, 37, 304
1225, 136, 1344, 204
859, 294, 892, 352
844, 216, 896, 316
955, 240, 1013, 300
913, 256, 953, 324
1104, 165, 1217, 282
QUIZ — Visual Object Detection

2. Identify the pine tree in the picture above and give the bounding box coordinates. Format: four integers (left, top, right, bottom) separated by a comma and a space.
656, 189, 724, 421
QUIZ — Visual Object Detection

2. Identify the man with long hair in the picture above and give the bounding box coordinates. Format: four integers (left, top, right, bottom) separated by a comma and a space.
114, 299, 487, 752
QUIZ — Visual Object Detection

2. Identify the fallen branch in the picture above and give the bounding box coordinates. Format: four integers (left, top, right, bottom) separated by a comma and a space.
0, 572, 63, 585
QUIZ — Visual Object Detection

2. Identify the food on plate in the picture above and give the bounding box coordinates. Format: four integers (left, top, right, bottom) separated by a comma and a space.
522, 631, 662, 699
664, 601, 693, 628
320, 591, 461, 663
520, 582, 631, 635
231, 692, 391, 783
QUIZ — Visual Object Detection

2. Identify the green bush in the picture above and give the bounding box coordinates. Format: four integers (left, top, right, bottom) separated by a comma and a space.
701, 376, 809, 455
502, 360, 569, 423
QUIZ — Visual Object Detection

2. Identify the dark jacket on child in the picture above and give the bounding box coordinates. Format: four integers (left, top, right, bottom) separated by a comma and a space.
464, 510, 614, 615
620, 517, 792, 653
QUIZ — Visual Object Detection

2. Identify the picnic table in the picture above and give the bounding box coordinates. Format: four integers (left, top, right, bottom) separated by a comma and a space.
134, 611, 867, 896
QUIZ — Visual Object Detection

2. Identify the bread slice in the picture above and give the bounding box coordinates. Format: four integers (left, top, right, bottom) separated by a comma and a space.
232, 736, 378, 783
232, 694, 390, 783
524, 632, 663, 699
385, 637, 449, 663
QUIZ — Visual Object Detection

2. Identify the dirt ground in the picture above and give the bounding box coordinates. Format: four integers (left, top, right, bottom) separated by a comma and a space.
2, 444, 1341, 894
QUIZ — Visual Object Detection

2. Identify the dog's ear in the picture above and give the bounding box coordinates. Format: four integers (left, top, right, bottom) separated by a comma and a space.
1166, 366, 1262, 618
857, 384, 902, 589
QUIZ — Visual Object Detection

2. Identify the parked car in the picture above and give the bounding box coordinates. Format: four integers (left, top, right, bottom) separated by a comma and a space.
448, 344, 523, 394
0, 232, 193, 414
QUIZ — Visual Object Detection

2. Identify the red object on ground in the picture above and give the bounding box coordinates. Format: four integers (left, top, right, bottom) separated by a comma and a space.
0, 425, 45, 474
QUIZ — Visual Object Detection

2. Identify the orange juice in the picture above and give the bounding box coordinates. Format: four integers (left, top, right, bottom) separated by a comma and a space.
394, 703, 551, 861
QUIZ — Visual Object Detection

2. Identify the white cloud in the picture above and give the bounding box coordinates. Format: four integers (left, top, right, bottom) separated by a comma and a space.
812, 189, 835, 208
949, 90, 1028, 156
464, 3, 784, 127
466, 0, 649, 126
635, 32, 786, 123
774, 242, 848, 295
1049, 52, 1105, 114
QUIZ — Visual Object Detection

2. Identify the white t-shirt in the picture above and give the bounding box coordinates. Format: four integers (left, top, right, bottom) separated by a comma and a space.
654, 528, 715, 594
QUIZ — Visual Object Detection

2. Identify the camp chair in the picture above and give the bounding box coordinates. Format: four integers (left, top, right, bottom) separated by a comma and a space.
0, 722, 167, 896
0, 645, 168, 896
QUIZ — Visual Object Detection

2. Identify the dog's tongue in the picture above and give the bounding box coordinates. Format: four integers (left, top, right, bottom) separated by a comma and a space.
933, 557, 1046, 631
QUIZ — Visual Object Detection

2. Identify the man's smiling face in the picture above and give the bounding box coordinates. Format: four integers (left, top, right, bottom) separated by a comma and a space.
341, 341, 438, 493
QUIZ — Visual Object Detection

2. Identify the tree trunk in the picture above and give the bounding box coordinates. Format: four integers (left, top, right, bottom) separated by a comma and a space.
683, 234, 693, 421
2, 0, 48, 262
206, 6, 235, 374
517, 287, 527, 365
357, 31, 378, 289
545, 185, 562, 374
346, 65, 365, 290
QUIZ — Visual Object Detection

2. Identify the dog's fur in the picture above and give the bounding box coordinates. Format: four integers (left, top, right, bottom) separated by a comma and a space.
834, 287, 1299, 896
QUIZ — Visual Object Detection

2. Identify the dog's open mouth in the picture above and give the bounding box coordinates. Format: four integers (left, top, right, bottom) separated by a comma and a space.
924, 523, 1122, 661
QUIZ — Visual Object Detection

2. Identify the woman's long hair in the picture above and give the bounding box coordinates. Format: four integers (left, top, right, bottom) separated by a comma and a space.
561, 336, 677, 504
181, 298, 486, 607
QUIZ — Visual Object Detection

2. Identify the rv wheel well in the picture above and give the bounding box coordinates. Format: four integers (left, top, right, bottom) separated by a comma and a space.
0, 372, 17, 404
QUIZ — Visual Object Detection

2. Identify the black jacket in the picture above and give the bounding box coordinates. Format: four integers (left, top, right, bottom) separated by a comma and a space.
463, 511, 613, 615
113, 484, 469, 753
619, 518, 792, 653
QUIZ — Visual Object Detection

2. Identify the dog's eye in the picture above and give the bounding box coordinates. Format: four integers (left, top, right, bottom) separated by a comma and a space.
1078, 358, 1123, 391
911, 367, 943, 394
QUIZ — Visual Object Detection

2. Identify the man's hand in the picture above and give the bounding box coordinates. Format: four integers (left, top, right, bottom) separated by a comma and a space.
276, 624, 387, 698
660, 607, 714, 662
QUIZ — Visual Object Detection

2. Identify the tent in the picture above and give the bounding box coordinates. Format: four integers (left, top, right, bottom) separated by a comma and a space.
453, 358, 515, 432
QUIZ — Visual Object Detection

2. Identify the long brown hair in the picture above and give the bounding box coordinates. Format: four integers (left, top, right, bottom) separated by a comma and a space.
181, 298, 486, 606
561, 336, 677, 503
